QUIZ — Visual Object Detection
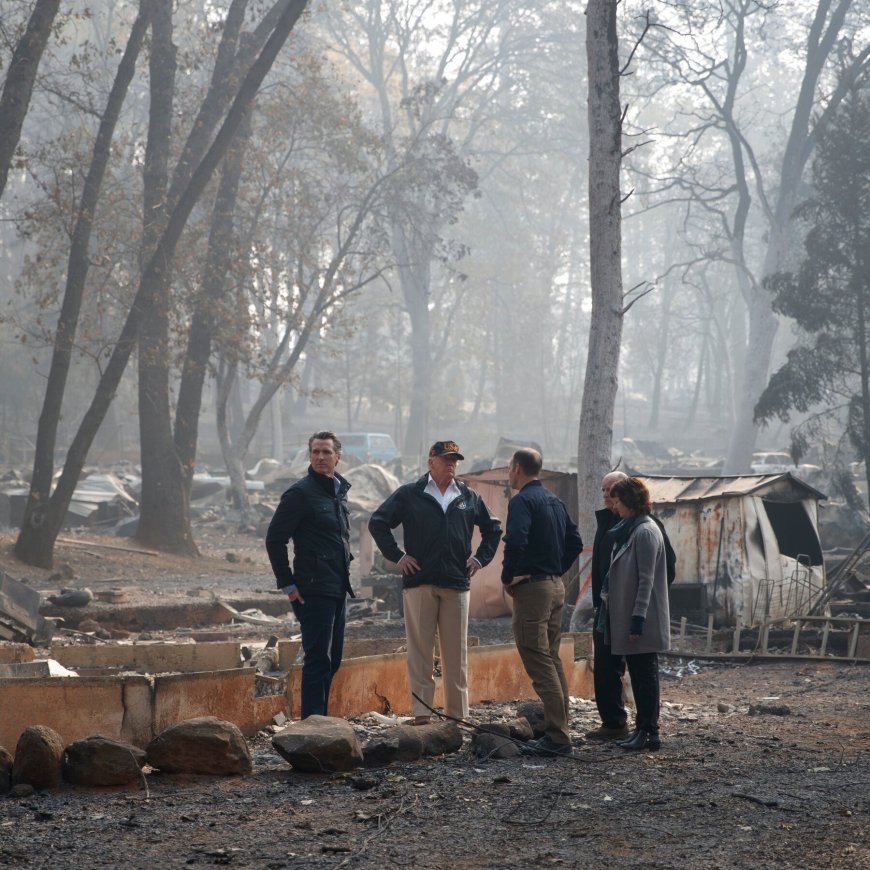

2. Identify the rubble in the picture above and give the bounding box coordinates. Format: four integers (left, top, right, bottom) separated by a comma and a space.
47, 587, 94, 607
0, 571, 55, 644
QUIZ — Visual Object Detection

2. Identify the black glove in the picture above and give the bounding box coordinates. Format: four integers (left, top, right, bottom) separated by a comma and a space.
629, 615, 645, 636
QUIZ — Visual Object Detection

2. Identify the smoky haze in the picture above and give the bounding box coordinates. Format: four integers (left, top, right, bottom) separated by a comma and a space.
1, 0, 868, 548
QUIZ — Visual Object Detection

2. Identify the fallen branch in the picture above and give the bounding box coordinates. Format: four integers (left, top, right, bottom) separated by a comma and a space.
57, 538, 160, 556
731, 792, 779, 807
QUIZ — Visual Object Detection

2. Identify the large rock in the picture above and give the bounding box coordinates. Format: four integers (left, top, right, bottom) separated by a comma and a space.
361, 722, 462, 766
516, 701, 546, 737
471, 723, 522, 760
64, 735, 147, 787
504, 717, 535, 741
415, 721, 464, 756
12, 725, 64, 790
0, 745, 12, 793
272, 715, 363, 773
362, 725, 424, 767
146, 717, 252, 776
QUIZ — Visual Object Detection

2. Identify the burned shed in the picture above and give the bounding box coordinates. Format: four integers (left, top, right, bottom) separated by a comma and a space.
637, 473, 827, 626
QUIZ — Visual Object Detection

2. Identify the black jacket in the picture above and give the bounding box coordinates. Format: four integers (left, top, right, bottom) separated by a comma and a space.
501, 480, 583, 583
368, 474, 502, 591
265, 467, 354, 598
591, 507, 675, 608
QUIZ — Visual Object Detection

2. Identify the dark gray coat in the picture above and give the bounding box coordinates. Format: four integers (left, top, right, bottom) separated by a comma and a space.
605, 516, 671, 656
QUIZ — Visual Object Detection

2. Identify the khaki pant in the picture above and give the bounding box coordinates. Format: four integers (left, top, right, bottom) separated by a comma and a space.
511, 577, 570, 744
403, 584, 469, 719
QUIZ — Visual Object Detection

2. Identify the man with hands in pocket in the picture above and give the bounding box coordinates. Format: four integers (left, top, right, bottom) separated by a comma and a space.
266, 431, 353, 719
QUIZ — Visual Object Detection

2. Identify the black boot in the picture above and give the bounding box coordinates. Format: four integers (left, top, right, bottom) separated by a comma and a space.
619, 729, 660, 751
616, 728, 641, 746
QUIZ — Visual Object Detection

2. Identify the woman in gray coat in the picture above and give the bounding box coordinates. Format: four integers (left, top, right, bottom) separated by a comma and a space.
598, 477, 670, 751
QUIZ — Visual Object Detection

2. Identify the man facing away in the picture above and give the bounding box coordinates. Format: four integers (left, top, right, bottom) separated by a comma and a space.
265, 431, 353, 719
502, 448, 583, 756
368, 441, 502, 724
585, 470, 675, 740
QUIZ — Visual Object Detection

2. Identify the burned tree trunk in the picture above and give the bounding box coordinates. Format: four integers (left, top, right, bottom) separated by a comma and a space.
15, 0, 311, 567
576, 0, 624, 544
134, 0, 195, 554
0, 0, 60, 199
14, 4, 152, 568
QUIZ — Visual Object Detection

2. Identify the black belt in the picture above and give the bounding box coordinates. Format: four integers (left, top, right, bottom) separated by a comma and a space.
512, 574, 556, 587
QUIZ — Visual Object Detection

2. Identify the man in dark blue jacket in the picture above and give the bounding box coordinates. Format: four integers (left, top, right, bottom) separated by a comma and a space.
502, 448, 583, 756
369, 441, 501, 723
266, 431, 353, 719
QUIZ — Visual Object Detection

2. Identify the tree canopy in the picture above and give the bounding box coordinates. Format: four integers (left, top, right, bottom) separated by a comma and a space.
755, 79, 870, 490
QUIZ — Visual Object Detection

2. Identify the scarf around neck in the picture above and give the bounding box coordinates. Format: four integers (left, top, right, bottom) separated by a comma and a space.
606, 515, 643, 553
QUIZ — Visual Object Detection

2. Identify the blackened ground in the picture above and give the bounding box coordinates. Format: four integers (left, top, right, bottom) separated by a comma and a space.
1, 660, 868, 869
1, 524, 868, 868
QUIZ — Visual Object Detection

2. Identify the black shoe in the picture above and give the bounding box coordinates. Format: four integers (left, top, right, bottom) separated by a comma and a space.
521, 736, 574, 757
615, 728, 641, 746
619, 729, 660, 752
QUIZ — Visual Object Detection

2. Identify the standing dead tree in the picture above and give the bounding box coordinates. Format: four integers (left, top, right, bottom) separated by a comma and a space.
576, 0, 629, 543
0, 0, 61, 199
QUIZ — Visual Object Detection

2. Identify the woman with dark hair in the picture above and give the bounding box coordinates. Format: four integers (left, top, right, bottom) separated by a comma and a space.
597, 477, 670, 751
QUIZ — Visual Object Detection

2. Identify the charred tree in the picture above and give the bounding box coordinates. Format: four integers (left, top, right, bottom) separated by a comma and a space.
135, 0, 191, 554
0, 0, 60, 199
14, 4, 153, 568
14, 0, 311, 567
576, 0, 624, 543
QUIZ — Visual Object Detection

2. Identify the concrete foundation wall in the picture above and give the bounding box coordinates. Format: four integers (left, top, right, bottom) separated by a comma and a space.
0, 675, 154, 750
51, 641, 243, 673
305, 638, 593, 719
153, 669, 287, 737
0, 642, 594, 752
0, 643, 35, 664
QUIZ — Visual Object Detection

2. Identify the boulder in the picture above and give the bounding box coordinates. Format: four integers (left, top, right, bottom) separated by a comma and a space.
504, 717, 535, 741
470, 720, 531, 759
12, 725, 64, 790
146, 717, 251, 776
416, 721, 464, 756
272, 715, 363, 773
362, 734, 401, 768
64, 735, 147, 786
362, 725, 424, 768
516, 701, 546, 737
0, 745, 12, 792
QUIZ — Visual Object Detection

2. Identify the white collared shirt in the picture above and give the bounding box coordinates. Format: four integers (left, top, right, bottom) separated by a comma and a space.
424, 474, 462, 513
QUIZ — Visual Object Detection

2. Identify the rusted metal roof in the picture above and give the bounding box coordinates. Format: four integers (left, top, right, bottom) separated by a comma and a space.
636, 472, 827, 504
463, 468, 826, 503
